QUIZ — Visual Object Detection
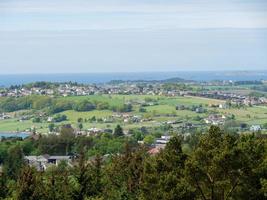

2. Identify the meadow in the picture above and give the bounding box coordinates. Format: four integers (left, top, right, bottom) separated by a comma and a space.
0, 94, 266, 133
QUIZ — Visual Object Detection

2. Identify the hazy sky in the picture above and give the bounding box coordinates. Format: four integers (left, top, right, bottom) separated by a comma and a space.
0, 0, 267, 73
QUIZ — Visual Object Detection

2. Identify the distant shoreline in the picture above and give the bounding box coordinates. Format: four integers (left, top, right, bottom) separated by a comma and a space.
0, 71, 267, 87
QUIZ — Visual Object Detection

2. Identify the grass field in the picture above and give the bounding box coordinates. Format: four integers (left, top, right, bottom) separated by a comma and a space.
0, 119, 49, 133
0, 95, 266, 133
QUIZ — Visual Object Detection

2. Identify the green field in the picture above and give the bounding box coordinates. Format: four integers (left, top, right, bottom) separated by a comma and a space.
0, 95, 266, 133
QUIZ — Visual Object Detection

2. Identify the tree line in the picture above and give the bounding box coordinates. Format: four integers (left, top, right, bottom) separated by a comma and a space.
0, 96, 132, 113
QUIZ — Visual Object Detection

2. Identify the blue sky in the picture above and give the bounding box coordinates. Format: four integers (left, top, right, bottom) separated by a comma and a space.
0, 0, 266, 73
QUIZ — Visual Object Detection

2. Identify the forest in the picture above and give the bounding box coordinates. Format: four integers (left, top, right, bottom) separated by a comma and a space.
0, 126, 266, 200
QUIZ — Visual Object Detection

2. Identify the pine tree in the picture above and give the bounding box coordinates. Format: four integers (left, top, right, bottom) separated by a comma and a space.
103, 142, 146, 200
114, 125, 123, 137
0, 173, 8, 199
185, 126, 266, 200
16, 166, 44, 200
140, 136, 195, 200
4, 145, 24, 180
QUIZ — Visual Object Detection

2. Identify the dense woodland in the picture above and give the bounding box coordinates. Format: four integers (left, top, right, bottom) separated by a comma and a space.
0, 126, 266, 200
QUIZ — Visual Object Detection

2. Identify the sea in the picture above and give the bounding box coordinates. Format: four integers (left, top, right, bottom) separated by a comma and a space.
0, 132, 30, 139
0, 71, 267, 87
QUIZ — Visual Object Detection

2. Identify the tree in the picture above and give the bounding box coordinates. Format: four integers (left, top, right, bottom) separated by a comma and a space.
69, 153, 103, 200
77, 118, 83, 123
32, 117, 41, 123
139, 107, 146, 113
78, 123, 83, 131
43, 164, 72, 200
73, 100, 96, 112
16, 166, 44, 200
4, 145, 24, 180
48, 123, 55, 132
69, 153, 91, 200
143, 135, 155, 145
103, 143, 146, 200
60, 125, 76, 155
141, 136, 195, 200
54, 114, 67, 122
0, 173, 8, 199
114, 125, 123, 137
185, 126, 266, 200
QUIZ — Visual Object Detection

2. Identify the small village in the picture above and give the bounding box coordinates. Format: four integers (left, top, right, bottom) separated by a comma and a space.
1, 80, 267, 106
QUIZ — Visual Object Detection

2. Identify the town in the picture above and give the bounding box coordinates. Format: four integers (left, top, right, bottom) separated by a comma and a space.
1, 79, 267, 105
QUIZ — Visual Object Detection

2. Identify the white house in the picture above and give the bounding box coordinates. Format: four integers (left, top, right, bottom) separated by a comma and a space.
250, 125, 261, 132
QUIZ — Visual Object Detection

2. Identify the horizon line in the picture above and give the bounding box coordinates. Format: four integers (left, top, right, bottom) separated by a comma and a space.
0, 69, 267, 75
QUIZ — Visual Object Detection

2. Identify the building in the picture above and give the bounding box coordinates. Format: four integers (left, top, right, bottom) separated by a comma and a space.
250, 125, 261, 132
204, 114, 226, 125
148, 135, 171, 155
25, 155, 72, 171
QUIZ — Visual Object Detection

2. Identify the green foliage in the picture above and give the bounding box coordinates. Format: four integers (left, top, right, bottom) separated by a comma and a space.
49, 99, 73, 114
143, 135, 155, 145
0, 126, 266, 200
141, 136, 195, 200
3, 145, 24, 179
73, 100, 96, 112
0, 173, 8, 199
0, 97, 32, 112
78, 123, 83, 130
53, 114, 67, 122
16, 166, 44, 200
185, 126, 266, 200
87, 134, 125, 156
48, 123, 55, 132
139, 107, 146, 112
114, 125, 123, 137
103, 143, 146, 200
70, 153, 103, 200
32, 117, 41, 123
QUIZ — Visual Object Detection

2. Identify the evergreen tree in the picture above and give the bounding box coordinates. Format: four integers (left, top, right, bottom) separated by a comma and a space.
104, 142, 146, 200
4, 145, 24, 180
141, 136, 195, 200
16, 166, 44, 200
0, 173, 8, 199
43, 164, 72, 200
70, 152, 103, 200
114, 125, 124, 137
185, 126, 266, 200
78, 123, 83, 131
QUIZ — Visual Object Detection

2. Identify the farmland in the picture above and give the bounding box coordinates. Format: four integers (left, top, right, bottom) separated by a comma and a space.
0, 94, 266, 133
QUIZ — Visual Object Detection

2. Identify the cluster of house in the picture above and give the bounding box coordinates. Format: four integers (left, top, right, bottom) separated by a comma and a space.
204, 114, 226, 125
24, 155, 73, 171
0, 113, 11, 120
0, 82, 189, 97
189, 91, 267, 106
112, 113, 143, 123
176, 104, 207, 113
1, 82, 266, 108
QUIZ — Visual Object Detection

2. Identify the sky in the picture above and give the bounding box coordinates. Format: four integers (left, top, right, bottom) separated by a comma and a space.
0, 0, 267, 74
